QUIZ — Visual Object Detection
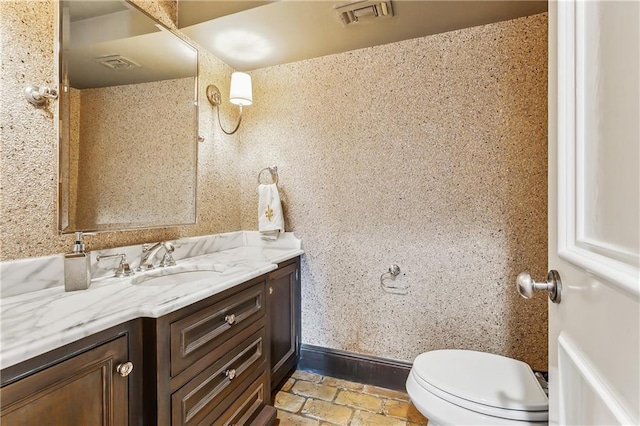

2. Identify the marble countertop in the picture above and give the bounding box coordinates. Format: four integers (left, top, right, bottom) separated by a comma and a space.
0, 233, 303, 370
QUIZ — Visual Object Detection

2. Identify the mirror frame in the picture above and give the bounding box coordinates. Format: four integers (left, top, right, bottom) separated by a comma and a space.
57, 0, 199, 234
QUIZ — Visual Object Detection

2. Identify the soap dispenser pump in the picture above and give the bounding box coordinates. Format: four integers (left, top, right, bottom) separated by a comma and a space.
64, 232, 92, 291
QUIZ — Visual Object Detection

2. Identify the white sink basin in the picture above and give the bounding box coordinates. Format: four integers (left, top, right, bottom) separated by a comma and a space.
132, 268, 220, 286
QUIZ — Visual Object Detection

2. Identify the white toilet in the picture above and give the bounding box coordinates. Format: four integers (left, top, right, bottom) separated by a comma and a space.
406, 349, 548, 425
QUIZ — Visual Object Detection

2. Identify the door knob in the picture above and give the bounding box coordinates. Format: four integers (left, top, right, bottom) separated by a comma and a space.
516, 270, 562, 304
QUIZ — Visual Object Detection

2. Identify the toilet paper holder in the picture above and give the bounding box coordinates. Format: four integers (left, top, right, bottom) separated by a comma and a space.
380, 263, 408, 295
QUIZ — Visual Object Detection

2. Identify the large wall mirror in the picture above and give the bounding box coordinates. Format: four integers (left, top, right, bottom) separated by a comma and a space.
58, 0, 198, 234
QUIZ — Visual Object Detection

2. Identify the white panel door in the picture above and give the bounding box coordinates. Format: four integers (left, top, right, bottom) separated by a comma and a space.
549, 1, 639, 424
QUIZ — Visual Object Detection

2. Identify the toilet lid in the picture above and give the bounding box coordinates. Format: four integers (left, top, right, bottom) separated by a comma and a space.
412, 350, 548, 420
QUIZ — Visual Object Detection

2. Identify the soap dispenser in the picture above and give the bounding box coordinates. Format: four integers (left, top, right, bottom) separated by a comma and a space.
64, 232, 92, 291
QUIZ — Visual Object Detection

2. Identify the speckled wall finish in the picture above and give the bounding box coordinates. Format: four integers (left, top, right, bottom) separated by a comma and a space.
0, 0, 242, 259
239, 14, 549, 369
2, 1, 549, 369
74, 78, 196, 230
62, 88, 80, 232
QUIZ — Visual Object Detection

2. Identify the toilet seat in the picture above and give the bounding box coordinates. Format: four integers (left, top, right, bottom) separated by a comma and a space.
411, 350, 548, 422
407, 372, 546, 425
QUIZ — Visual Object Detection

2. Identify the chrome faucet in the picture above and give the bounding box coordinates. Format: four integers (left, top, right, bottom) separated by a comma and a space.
138, 241, 176, 271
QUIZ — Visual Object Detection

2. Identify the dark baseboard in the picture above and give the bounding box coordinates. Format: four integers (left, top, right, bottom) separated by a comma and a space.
299, 344, 412, 392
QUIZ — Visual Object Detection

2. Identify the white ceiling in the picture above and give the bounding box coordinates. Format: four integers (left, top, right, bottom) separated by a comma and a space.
64, 1, 197, 89
179, 0, 548, 71
67, 1, 128, 21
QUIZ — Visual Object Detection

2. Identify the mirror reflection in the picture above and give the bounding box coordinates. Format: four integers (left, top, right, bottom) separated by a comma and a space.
59, 0, 198, 233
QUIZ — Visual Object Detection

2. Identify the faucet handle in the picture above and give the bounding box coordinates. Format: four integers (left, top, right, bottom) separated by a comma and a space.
159, 252, 176, 267
97, 253, 134, 277
118, 256, 135, 277
160, 241, 176, 267
159, 241, 176, 267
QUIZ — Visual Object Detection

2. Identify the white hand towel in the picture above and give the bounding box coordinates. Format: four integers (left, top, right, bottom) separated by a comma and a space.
258, 183, 284, 240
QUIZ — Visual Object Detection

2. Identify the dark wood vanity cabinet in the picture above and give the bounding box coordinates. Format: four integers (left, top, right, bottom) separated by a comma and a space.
268, 257, 301, 391
0, 321, 143, 426
145, 275, 276, 426
0, 256, 301, 426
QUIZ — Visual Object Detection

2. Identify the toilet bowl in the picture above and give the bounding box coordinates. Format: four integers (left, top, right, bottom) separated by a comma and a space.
406, 350, 548, 426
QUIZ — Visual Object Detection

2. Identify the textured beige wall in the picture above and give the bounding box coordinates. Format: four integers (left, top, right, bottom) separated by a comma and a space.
73, 78, 196, 230
0, 0, 242, 259
239, 14, 549, 368
62, 87, 81, 231
1, 1, 548, 368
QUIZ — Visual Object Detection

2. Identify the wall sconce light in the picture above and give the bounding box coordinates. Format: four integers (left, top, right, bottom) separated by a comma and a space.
206, 72, 252, 135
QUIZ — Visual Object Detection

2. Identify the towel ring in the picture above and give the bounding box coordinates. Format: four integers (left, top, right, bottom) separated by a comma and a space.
258, 166, 278, 185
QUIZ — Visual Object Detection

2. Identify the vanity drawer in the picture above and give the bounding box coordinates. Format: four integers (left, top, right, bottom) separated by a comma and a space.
170, 284, 266, 377
171, 326, 266, 425
210, 371, 268, 426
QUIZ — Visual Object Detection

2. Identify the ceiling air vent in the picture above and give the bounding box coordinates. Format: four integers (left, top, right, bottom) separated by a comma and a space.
93, 55, 141, 70
335, 0, 394, 27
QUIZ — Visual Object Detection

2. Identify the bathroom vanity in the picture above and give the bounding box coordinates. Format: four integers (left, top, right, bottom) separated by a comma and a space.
3, 1, 302, 422
0, 232, 302, 426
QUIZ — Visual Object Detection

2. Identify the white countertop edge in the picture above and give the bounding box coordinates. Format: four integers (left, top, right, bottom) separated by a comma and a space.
0, 248, 303, 370
136, 263, 279, 318
262, 248, 305, 264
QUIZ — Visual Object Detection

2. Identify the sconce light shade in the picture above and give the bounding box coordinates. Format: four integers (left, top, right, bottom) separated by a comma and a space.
229, 72, 253, 106
206, 72, 252, 135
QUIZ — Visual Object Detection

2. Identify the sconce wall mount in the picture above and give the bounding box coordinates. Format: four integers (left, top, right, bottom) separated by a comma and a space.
206, 71, 252, 135
206, 85, 223, 107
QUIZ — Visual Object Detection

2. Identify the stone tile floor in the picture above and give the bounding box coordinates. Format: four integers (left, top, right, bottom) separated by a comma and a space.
273, 370, 429, 425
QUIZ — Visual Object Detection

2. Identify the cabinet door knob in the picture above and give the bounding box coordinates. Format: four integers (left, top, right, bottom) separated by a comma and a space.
224, 314, 236, 325
269, 286, 273, 295
225, 368, 237, 380
116, 362, 134, 377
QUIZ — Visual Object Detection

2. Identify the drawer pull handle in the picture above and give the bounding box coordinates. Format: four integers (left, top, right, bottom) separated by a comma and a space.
269, 286, 273, 295
116, 362, 134, 377
225, 314, 236, 325
225, 368, 237, 380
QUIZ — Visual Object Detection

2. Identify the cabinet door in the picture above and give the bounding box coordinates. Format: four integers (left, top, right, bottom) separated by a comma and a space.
268, 258, 301, 390
0, 336, 129, 425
